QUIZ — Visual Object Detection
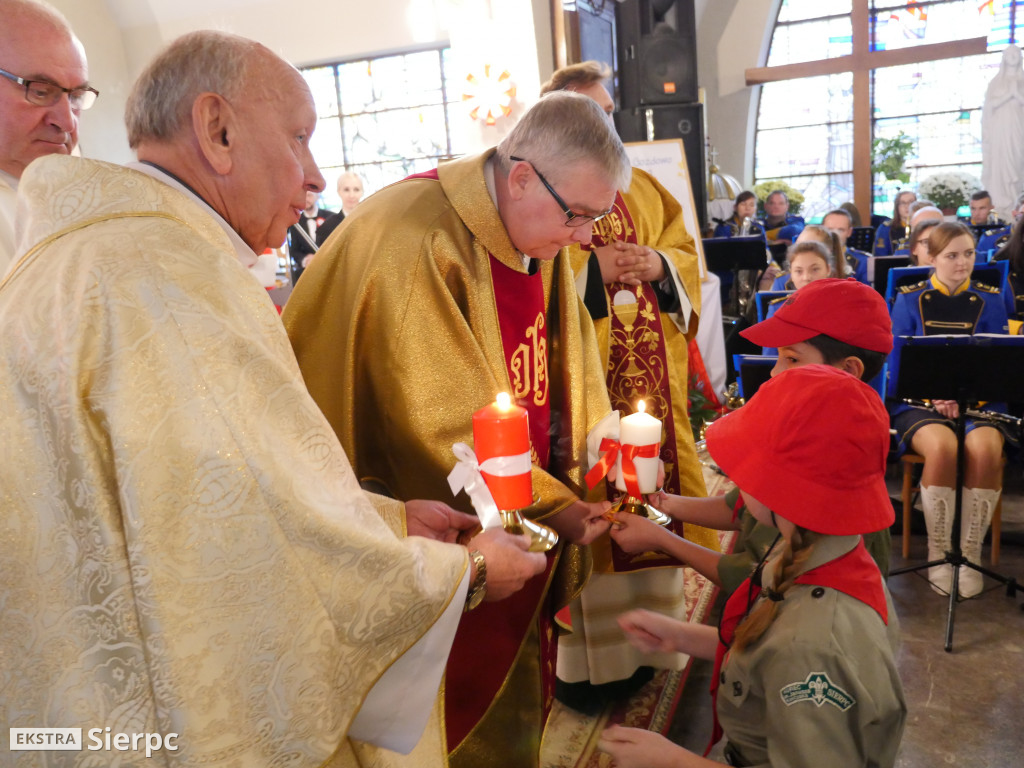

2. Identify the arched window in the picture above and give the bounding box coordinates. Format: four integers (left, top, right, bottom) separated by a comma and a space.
753, 0, 1023, 220
301, 48, 464, 208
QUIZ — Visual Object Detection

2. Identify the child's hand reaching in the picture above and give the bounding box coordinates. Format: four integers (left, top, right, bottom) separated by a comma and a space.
617, 608, 685, 654
598, 724, 687, 768
609, 512, 667, 555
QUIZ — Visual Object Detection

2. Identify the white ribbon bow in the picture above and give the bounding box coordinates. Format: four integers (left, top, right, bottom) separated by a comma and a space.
447, 443, 532, 530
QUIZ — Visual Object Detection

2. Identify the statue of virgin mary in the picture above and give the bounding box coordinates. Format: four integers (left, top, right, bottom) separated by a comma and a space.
982, 45, 1024, 218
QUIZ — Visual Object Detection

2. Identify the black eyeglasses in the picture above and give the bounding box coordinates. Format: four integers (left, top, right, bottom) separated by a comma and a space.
0, 67, 99, 111
510, 155, 612, 227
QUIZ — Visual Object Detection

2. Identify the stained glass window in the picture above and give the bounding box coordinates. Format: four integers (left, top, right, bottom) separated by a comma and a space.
301, 48, 463, 209
754, 0, 1024, 218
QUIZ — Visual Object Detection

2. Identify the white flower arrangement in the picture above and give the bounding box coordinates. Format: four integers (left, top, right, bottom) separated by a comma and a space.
918, 171, 981, 211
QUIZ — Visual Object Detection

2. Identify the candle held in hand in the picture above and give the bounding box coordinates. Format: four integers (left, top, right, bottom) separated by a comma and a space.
472, 392, 533, 509
615, 400, 662, 495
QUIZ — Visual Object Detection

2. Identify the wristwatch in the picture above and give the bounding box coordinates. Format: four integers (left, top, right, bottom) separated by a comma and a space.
464, 549, 487, 612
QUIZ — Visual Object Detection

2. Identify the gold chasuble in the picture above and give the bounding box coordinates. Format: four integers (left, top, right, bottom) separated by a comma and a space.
0, 157, 468, 768
284, 150, 612, 768
559, 169, 719, 687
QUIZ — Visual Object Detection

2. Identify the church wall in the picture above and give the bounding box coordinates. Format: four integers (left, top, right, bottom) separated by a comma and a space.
50, 0, 134, 165
50, 0, 550, 164
50, 0, 775, 187
696, 0, 775, 189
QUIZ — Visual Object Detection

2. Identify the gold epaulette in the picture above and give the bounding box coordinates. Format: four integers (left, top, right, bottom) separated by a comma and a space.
898, 280, 928, 294
971, 281, 1000, 294
769, 295, 790, 306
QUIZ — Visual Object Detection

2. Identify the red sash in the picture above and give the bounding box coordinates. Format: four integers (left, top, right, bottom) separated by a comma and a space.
433, 211, 557, 747
591, 192, 687, 571
706, 539, 887, 753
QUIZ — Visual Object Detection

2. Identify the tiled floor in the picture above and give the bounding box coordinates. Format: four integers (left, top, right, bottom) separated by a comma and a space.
667, 464, 1024, 766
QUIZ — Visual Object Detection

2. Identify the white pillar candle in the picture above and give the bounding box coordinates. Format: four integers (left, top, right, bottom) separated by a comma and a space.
615, 400, 662, 495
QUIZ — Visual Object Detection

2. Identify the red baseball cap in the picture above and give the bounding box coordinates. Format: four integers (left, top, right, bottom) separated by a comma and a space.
741, 277, 893, 353
704, 365, 893, 535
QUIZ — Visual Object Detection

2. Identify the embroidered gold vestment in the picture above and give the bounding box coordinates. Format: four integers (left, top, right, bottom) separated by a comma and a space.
558, 168, 719, 686
0, 156, 467, 768
284, 150, 612, 768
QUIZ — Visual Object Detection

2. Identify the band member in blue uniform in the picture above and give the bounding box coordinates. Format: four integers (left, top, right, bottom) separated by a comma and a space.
759, 189, 804, 245
993, 212, 1024, 329
874, 189, 916, 256
771, 225, 843, 290
889, 221, 1012, 598
714, 190, 767, 242
823, 208, 869, 283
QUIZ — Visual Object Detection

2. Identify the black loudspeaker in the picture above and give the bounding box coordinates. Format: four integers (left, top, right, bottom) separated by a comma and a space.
616, 0, 697, 107
615, 102, 707, 230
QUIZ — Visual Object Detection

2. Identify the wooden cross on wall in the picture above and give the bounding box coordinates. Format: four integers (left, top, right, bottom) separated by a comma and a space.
745, 1, 986, 218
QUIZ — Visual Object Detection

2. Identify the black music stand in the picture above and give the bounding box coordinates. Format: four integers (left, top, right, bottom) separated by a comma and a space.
702, 236, 770, 316
889, 335, 1024, 651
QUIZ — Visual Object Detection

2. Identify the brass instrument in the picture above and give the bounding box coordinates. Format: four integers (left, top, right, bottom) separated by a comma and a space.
901, 398, 1023, 429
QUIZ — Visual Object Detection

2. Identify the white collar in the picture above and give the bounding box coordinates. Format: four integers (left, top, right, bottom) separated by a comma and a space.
483, 155, 530, 271
126, 161, 258, 268
0, 168, 18, 193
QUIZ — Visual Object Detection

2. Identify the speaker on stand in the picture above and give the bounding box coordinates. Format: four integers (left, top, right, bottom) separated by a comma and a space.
614, 0, 706, 230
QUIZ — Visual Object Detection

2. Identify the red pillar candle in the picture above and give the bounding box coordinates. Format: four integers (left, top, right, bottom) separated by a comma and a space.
472, 392, 533, 509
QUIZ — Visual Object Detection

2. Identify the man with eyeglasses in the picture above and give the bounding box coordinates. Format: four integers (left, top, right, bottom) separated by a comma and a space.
538, 60, 720, 709
0, 0, 97, 276
285, 91, 630, 768
2, 28, 551, 768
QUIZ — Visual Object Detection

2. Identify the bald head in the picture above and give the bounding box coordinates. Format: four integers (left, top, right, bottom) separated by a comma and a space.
125, 30, 324, 255
0, 0, 89, 177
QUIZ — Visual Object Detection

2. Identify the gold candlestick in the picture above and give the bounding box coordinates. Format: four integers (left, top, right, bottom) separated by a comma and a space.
609, 494, 672, 526
499, 509, 559, 552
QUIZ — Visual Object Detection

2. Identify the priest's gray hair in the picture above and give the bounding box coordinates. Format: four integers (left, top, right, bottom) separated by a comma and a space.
496, 91, 631, 192
125, 30, 259, 148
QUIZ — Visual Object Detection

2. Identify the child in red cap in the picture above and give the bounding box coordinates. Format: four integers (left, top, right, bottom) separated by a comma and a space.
599, 365, 906, 768
611, 278, 894, 592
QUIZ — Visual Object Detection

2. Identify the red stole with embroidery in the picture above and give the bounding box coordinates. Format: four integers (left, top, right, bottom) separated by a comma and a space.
592, 192, 685, 571
443, 252, 560, 751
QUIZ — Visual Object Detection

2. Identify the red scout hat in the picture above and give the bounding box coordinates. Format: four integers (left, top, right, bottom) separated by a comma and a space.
704, 365, 893, 535
740, 277, 893, 354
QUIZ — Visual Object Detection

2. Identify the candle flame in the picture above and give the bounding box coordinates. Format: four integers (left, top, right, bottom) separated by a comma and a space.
637, 400, 646, 414
496, 392, 512, 409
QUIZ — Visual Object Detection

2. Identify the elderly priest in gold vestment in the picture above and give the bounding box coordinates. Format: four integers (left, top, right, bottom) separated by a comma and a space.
284, 92, 631, 768
0, 31, 547, 768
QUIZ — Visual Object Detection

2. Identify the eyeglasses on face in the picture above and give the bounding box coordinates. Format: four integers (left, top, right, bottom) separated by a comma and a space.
509, 155, 612, 227
0, 67, 99, 110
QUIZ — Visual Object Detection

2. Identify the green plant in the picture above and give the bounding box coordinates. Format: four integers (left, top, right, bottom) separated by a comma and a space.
687, 386, 719, 442
752, 180, 805, 216
872, 131, 915, 184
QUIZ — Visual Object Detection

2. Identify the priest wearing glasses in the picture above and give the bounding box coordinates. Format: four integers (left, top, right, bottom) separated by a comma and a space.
284, 91, 629, 768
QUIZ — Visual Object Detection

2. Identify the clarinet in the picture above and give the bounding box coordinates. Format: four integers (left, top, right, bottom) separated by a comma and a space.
901, 399, 1023, 428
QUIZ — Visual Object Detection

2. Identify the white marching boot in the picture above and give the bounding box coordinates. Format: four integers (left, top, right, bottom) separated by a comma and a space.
920, 485, 955, 595
958, 487, 999, 599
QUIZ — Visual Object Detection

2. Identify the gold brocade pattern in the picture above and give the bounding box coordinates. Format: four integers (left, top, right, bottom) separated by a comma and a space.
0, 156, 466, 768
284, 150, 612, 768
557, 169, 718, 687
569, 169, 718, 551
